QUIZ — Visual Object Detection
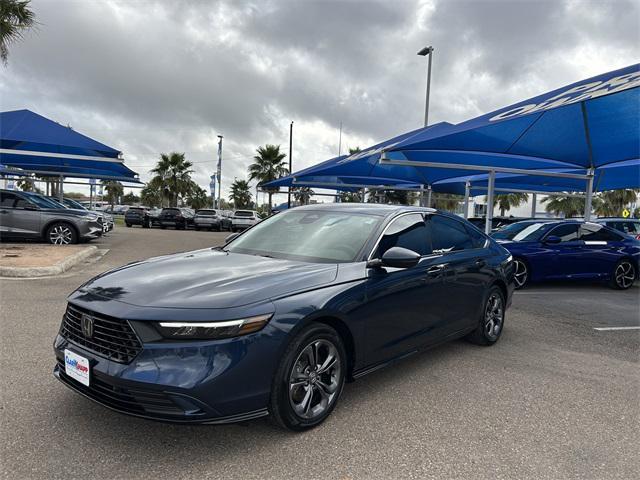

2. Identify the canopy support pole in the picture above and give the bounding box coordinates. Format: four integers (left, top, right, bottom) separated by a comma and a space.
584, 168, 595, 221
58, 175, 64, 202
426, 185, 432, 208
419, 185, 425, 207
361, 188, 366, 203
463, 181, 470, 219
531, 193, 537, 217
485, 170, 495, 235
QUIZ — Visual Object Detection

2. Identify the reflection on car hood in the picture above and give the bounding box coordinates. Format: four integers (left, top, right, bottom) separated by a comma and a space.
75, 249, 338, 309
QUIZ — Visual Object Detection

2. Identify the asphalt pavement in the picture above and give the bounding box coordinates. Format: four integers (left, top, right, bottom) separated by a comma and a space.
1, 226, 638, 479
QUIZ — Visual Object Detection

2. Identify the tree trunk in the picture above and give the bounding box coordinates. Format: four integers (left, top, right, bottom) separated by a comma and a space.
268, 192, 273, 209
500, 207, 506, 216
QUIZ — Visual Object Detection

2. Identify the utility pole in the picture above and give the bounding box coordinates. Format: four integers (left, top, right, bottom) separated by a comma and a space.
417, 46, 434, 127
287, 121, 293, 209
217, 135, 223, 209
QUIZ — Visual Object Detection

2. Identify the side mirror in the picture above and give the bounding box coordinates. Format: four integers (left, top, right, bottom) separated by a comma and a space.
368, 247, 421, 269
225, 233, 239, 243
544, 235, 561, 244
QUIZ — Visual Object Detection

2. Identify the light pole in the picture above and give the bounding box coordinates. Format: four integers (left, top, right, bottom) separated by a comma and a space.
287, 121, 293, 209
216, 135, 223, 209
417, 46, 434, 127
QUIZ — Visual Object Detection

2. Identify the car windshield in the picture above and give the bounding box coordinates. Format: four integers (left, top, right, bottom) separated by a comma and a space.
226, 210, 382, 263
63, 198, 87, 210
25, 193, 63, 209
510, 222, 559, 242
492, 221, 539, 240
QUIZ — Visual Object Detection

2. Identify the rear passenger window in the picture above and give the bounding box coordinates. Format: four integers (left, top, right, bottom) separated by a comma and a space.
580, 224, 622, 242
466, 224, 488, 248
547, 224, 579, 242
375, 214, 430, 257
430, 215, 474, 252
0, 192, 17, 207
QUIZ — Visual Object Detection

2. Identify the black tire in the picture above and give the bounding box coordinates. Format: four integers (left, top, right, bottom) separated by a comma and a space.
160, 225, 166, 229
512, 258, 529, 289
143, 220, 150, 229
466, 286, 505, 346
269, 323, 346, 431
609, 259, 636, 290
46, 222, 78, 245
195, 226, 200, 231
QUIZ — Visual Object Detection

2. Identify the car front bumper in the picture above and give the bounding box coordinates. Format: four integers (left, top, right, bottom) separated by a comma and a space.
52, 323, 283, 424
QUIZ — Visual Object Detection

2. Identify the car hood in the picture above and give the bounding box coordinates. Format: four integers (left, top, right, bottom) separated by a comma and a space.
74, 249, 338, 309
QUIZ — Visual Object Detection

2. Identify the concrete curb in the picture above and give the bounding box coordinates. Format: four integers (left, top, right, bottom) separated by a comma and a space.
0, 245, 99, 278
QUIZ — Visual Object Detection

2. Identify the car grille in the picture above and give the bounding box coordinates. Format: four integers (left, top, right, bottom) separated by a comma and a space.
60, 304, 142, 364
56, 360, 188, 417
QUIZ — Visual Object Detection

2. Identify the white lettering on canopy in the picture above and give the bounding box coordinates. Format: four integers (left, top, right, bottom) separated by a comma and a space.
489, 71, 640, 122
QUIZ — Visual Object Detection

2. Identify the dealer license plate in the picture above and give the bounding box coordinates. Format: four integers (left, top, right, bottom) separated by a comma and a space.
64, 349, 90, 386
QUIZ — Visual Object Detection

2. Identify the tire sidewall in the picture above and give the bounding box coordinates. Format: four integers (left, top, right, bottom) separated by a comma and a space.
479, 286, 505, 344
611, 259, 636, 290
270, 324, 346, 431
46, 222, 78, 245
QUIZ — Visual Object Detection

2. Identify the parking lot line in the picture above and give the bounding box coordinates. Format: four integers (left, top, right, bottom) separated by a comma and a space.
593, 326, 640, 331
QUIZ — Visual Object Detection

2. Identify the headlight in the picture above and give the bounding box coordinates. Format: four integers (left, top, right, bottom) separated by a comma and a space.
156, 314, 272, 340
83, 213, 99, 221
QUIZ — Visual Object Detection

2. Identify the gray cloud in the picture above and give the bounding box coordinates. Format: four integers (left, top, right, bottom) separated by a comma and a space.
1, 0, 637, 201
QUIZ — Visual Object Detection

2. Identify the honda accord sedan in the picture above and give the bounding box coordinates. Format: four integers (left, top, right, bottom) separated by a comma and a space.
53, 204, 514, 430
494, 220, 640, 289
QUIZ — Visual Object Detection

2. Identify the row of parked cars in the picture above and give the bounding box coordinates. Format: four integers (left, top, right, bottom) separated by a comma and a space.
0, 189, 114, 244
124, 207, 260, 232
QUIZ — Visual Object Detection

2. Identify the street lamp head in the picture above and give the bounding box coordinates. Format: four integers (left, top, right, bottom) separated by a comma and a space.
417, 46, 434, 56
217, 135, 223, 139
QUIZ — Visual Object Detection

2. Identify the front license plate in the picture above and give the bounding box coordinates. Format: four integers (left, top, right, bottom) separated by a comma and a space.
64, 349, 90, 386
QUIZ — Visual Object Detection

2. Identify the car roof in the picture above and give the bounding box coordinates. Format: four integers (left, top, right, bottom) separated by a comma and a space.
290, 203, 438, 217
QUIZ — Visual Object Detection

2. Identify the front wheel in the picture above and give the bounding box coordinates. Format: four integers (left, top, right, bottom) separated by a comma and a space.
466, 286, 505, 346
46, 222, 78, 245
513, 258, 529, 289
269, 324, 346, 431
610, 259, 636, 290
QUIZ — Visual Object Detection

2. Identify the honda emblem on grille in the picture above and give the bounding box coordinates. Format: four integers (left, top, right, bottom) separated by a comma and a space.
81, 314, 94, 338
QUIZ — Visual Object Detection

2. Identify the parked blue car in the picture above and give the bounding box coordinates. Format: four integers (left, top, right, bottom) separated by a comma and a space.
53, 204, 514, 430
492, 220, 640, 289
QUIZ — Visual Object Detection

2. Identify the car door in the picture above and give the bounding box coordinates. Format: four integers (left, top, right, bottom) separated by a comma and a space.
540, 223, 582, 279
1, 192, 42, 237
0, 191, 17, 236
577, 223, 626, 277
360, 213, 442, 365
428, 214, 491, 335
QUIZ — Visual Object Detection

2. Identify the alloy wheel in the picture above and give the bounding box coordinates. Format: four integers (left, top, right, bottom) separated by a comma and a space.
49, 225, 73, 245
484, 293, 504, 340
615, 261, 635, 289
513, 259, 528, 288
288, 339, 342, 420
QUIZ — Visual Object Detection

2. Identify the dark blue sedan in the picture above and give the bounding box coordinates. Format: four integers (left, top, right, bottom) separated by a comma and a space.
53, 204, 514, 430
493, 220, 640, 289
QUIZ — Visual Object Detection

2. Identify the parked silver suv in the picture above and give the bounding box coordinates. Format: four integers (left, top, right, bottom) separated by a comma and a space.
0, 190, 104, 245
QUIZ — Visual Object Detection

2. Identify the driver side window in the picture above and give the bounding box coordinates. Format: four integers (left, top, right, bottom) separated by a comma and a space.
547, 224, 579, 242
374, 214, 430, 258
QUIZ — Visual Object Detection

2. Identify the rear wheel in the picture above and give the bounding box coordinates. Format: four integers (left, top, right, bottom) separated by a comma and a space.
125, 223, 131, 228
195, 226, 200, 231
610, 259, 636, 290
46, 222, 78, 245
466, 286, 505, 346
513, 258, 529, 289
269, 324, 346, 431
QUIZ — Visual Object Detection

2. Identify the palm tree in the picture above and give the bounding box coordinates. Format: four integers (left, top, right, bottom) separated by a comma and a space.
140, 176, 166, 207
185, 183, 209, 210
340, 191, 361, 203
150, 152, 194, 207
0, 0, 36, 65
348, 147, 361, 155
490, 193, 529, 216
542, 193, 592, 218
292, 186, 314, 205
433, 194, 463, 212
380, 190, 417, 205
248, 144, 288, 208
593, 189, 639, 217
102, 181, 123, 210
229, 179, 252, 208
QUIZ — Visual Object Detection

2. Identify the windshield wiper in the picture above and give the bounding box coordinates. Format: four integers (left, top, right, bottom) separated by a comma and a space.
211, 246, 228, 252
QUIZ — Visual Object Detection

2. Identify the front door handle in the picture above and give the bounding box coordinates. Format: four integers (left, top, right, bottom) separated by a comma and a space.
427, 264, 446, 276
475, 259, 486, 268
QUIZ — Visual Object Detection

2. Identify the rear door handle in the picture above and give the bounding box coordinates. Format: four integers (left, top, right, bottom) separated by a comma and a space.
475, 259, 486, 268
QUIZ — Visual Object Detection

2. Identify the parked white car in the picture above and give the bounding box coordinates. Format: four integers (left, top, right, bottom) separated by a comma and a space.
231, 210, 259, 231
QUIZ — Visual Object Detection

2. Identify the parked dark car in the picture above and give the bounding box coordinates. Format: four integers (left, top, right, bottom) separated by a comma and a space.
495, 219, 640, 289
193, 209, 229, 231
53, 204, 514, 430
467, 216, 524, 232
595, 218, 640, 240
125, 207, 152, 228
158, 208, 194, 229
0, 189, 103, 244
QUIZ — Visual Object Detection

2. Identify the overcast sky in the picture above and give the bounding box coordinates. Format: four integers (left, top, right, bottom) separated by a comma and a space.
1, 0, 638, 203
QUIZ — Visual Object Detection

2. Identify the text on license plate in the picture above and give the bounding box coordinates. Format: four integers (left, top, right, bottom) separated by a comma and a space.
64, 349, 90, 386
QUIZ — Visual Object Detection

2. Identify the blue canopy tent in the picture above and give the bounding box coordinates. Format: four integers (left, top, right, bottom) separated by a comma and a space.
0, 110, 140, 199
379, 63, 639, 230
